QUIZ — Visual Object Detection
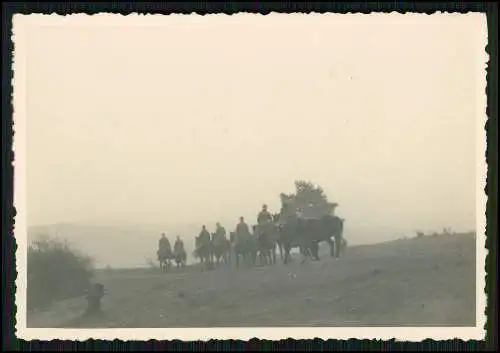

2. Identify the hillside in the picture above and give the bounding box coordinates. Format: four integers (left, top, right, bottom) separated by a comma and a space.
27, 232, 476, 328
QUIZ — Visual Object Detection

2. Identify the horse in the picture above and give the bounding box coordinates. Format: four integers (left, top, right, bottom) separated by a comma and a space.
253, 223, 278, 266
211, 234, 231, 267
276, 213, 345, 265
271, 213, 286, 261
277, 221, 315, 265
157, 245, 173, 273
229, 231, 257, 268
310, 215, 345, 259
193, 235, 214, 272
173, 245, 187, 269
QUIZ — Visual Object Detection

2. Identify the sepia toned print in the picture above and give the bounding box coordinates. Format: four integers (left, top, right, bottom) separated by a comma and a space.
13, 13, 487, 341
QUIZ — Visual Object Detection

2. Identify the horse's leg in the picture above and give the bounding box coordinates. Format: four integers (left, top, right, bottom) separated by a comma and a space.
334, 235, 341, 258
325, 237, 335, 258
299, 240, 311, 265
283, 243, 290, 265
299, 246, 307, 264
311, 241, 320, 261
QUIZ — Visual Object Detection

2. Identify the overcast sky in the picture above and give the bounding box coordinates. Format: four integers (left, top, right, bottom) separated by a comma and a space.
20, 14, 485, 233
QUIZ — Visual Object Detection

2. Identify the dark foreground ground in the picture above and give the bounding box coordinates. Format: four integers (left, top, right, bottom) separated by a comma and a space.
27, 233, 476, 327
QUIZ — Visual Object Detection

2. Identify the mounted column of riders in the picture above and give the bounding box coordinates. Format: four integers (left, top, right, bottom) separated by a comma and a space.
157, 203, 346, 271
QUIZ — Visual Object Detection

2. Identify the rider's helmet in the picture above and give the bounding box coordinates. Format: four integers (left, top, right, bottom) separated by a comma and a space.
262, 204, 268, 210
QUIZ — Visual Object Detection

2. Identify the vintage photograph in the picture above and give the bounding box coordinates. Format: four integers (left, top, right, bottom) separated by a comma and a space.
13, 13, 487, 341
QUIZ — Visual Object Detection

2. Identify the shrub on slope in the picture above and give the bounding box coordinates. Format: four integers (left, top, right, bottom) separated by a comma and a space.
27, 235, 94, 310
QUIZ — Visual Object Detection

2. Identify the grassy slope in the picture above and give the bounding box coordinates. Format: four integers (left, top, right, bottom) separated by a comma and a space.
27, 233, 476, 328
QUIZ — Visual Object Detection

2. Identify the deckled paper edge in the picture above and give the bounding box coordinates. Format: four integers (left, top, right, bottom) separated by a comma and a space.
11, 12, 488, 342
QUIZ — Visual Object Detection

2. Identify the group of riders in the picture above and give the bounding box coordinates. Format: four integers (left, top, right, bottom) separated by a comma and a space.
157, 234, 188, 271
157, 203, 346, 272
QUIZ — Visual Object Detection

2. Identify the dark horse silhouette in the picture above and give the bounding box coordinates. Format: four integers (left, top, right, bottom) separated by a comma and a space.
194, 235, 214, 271
211, 234, 231, 266
278, 214, 345, 264
173, 243, 187, 269
229, 231, 257, 268
253, 222, 281, 266
157, 244, 173, 272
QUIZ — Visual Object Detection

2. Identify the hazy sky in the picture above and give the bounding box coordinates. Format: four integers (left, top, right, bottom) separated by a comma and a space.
22, 14, 485, 232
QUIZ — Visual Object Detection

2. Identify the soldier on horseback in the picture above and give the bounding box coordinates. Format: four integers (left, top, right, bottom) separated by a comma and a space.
257, 204, 273, 225
173, 235, 186, 268
174, 235, 185, 255
255, 204, 277, 265
211, 222, 229, 266
159, 233, 171, 251
234, 216, 256, 267
198, 225, 211, 245
196, 225, 213, 270
213, 222, 227, 245
157, 233, 172, 272
236, 216, 250, 241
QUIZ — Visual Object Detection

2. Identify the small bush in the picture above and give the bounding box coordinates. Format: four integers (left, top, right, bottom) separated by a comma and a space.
145, 257, 158, 270
27, 235, 94, 310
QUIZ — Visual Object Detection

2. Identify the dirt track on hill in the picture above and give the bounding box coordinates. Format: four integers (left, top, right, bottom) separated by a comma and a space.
27, 233, 476, 327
